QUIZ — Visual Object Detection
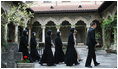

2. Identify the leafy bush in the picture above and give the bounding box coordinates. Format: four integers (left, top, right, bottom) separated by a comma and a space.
102, 15, 117, 49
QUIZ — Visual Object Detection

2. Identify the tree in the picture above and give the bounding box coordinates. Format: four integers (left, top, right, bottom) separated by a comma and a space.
1, 2, 34, 51
7, 3, 34, 27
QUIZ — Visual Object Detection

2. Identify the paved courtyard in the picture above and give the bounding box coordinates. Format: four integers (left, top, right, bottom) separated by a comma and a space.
34, 47, 117, 68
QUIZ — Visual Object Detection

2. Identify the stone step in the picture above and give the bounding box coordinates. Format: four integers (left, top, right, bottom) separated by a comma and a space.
77, 43, 84, 45
76, 46, 87, 48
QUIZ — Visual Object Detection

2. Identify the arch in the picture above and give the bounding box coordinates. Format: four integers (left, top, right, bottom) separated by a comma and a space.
75, 20, 86, 25
32, 21, 41, 26
106, 12, 112, 19
89, 15, 102, 24
32, 20, 41, 25
111, 6, 117, 20
32, 21, 42, 41
92, 20, 100, 23
61, 21, 71, 25
111, 5, 117, 17
46, 21, 56, 26
75, 20, 86, 44
44, 17, 57, 25
75, 17, 88, 25
59, 17, 72, 24
18, 26, 23, 42
32, 17, 44, 25
45, 21, 56, 42
89, 17, 102, 24
60, 21, 71, 42
7, 22, 15, 42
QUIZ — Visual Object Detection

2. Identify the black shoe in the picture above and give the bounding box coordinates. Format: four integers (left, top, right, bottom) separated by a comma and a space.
47, 64, 56, 66
79, 59, 83, 61
55, 62, 59, 64
75, 62, 80, 65
85, 65, 92, 68
66, 64, 73, 66
95, 63, 100, 66
39, 62, 43, 66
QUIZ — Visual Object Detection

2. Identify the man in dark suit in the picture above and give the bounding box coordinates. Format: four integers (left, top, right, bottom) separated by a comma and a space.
85, 22, 100, 68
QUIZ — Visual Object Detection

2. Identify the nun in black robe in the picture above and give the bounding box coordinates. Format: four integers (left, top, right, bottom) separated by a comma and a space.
40, 30, 55, 66
30, 32, 40, 62
64, 28, 79, 66
54, 31, 64, 64
19, 30, 33, 62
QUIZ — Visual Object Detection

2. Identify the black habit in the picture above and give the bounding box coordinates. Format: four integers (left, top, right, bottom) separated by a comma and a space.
64, 28, 78, 66
30, 32, 40, 61
85, 27, 97, 66
40, 30, 55, 66
19, 30, 33, 62
54, 32, 64, 64
19, 30, 29, 56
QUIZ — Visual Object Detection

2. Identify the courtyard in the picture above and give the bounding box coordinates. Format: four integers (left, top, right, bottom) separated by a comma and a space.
1, 1, 117, 68
34, 47, 117, 68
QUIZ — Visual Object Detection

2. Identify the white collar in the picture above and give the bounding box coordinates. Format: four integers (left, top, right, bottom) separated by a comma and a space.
91, 27, 94, 29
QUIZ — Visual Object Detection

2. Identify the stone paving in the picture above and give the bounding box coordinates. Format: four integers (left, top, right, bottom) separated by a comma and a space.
34, 47, 117, 68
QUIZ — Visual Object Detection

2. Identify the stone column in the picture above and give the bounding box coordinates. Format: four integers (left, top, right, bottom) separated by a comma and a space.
113, 29, 117, 50
23, 27, 25, 30
102, 28, 105, 48
56, 25, 60, 32
28, 28, 31, 44
15, 25, 18, 43
28, 18, 33, 45
23, 20, 28, 30
42, 26, 45, 42
86, 25, 90, 31
4, 23, 8, 41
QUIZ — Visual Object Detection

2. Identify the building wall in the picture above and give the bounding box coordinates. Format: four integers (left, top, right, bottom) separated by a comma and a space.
31, 12, 102, 44
32, 13, 102, 25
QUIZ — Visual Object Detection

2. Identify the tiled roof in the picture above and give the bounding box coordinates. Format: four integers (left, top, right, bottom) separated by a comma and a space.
30, 4, 101, 13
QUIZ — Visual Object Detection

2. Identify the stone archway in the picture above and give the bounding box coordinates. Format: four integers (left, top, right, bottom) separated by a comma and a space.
32, 21, 42, 42
60, 21, 71, 42
75, 20, 86, 44
45, 21, 56, 42
7, 22, 15, 42
18, 26, 23, 43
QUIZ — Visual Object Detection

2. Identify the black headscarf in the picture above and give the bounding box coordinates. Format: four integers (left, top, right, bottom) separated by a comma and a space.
56, 31, 61, 37
23, 30, 28, 36
47, 30, 52, 36
32, 32, 36, 37
70, 28, 75, 33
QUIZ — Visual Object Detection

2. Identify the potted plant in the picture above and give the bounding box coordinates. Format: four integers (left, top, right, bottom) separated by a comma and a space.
16, 56, 34, 68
